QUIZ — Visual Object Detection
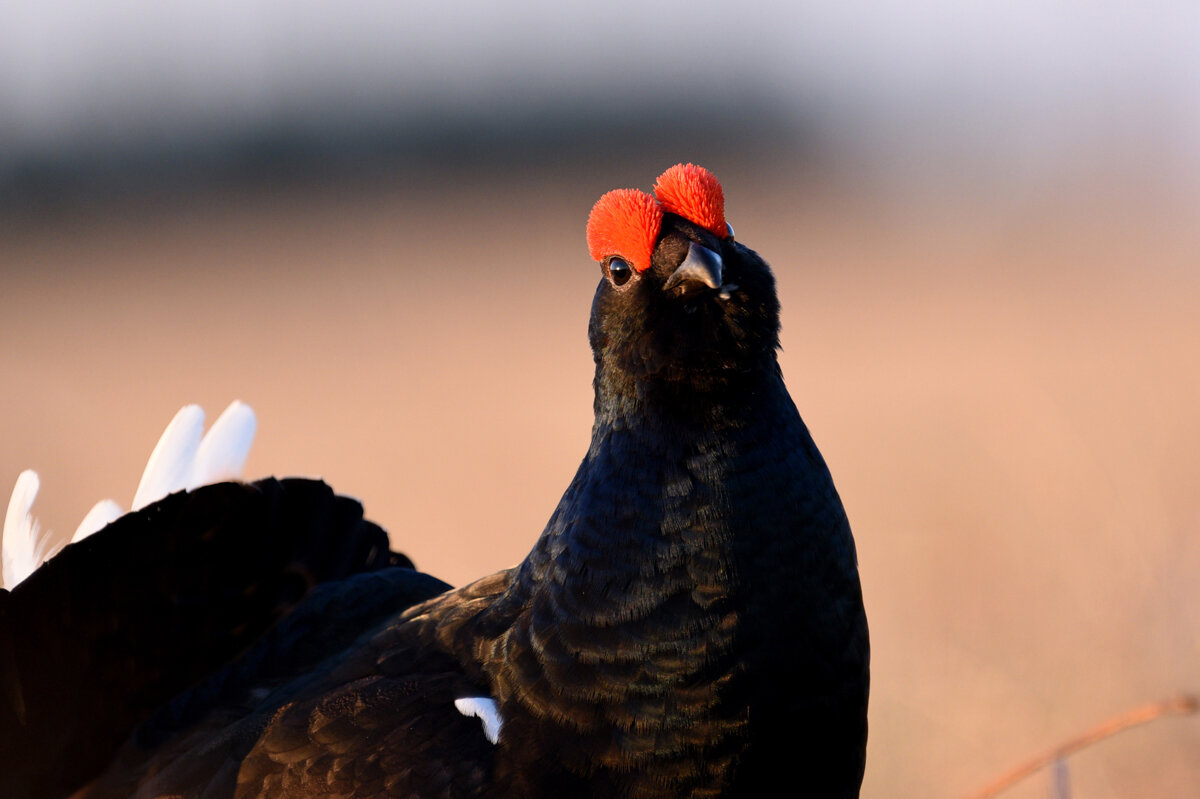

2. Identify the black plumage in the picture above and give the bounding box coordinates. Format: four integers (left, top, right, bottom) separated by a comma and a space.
0, 164, 868, 798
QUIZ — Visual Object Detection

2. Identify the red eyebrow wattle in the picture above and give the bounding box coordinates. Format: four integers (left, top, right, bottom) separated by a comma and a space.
586, 188, 663, 273
652, 163, 727, 239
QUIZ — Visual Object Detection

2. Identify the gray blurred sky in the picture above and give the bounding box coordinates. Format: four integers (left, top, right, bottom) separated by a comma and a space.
0, 1, 1198, 186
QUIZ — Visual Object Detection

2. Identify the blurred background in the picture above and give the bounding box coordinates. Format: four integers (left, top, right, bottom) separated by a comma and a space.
1, 2, 1197, 796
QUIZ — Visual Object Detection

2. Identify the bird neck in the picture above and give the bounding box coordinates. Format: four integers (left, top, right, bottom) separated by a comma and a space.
526, 356, 802, 623
591, 347, 784, 431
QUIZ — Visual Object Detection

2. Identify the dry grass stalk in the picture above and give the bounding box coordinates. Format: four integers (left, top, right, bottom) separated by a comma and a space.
965, 694, 1199, 799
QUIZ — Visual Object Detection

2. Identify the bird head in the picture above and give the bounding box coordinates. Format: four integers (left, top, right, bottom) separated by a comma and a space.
585, 164, 781, 394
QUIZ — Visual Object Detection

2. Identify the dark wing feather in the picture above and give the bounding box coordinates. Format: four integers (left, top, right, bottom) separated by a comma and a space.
0, 478, 417, 799
229, 573, 515, 799
77, 572, 511, 798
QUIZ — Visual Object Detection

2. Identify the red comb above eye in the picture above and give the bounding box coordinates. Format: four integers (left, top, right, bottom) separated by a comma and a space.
586, 188, 663, 273
652, 163, 727, 239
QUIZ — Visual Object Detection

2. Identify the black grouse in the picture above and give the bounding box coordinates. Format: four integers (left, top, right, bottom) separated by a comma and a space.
0, 163, 869, 798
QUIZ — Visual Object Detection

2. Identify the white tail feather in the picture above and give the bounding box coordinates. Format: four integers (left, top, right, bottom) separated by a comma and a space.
3, 470, 66, 589
189, 401, 257, 489
72, 499, 124, 543
4, 401, 256, 588
131, 405, 205, 511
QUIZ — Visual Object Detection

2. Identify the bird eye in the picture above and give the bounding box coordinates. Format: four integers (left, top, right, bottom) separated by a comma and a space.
607, 257, 632, 287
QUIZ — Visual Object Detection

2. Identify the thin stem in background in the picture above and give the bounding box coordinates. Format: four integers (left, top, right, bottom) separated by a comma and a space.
966, 694, 1198, 799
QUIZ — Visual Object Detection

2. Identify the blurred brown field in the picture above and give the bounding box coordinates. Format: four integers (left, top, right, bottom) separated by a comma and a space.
1, 161, 1197, 797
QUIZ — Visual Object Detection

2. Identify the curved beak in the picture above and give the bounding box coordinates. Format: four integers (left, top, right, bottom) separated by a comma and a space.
664, 242, 723, 292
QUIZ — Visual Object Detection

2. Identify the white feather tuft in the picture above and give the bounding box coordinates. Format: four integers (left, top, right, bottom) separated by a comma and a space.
131, 405, 205, 511
3, 470, 62, 589
188, 400, 257, 489
454, 697, 503, 745
72, 499, 125, 543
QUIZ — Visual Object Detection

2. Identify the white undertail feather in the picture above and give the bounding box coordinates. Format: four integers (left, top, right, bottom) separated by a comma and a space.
130, 405, 206, 512
454, 697, 504, 745
72, 499, 124, 543
3, 470, 61, 589
80, 400, 258, 539
189, 401, 257, 490
3, 402, 258, 589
